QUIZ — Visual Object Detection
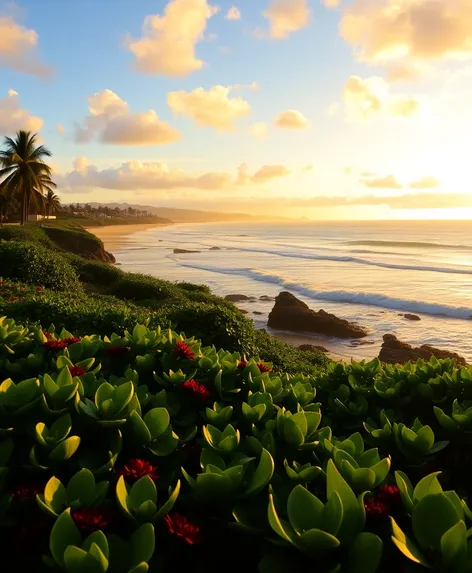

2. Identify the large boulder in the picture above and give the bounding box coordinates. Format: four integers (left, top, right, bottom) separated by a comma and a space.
267, 292, 368, 339
379, 334, 466, 365
225, 294, 256, 302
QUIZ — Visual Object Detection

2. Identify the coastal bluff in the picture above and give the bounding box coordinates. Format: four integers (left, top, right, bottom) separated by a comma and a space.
379, 334, 467, 365
268, 291, 368, 339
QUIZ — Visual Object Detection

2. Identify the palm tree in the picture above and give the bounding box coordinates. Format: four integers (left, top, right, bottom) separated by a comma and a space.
0, 131, 54, 225
43, 188, 61, 218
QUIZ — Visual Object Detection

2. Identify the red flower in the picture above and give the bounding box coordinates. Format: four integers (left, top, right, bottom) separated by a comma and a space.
164, 513, 201, 545
182, 379, 211, 402
116, 459, 158, 482
44, 339, 67, 351
63, 337, 82, 346
257, 363, 271, 373
364, 498, 389, 520
377, 485, 401, 506
12, 482, 43, 500
35, 286, 44, 292
105, 345, 131, 357
69, 365, 86, 377
237, 360, 247, 369
72, 508, 111, 531
44, 332, 53, 339
175, 341, 195, 361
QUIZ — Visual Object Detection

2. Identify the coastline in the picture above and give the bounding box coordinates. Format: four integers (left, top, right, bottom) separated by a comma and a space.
84, 223, 168, 252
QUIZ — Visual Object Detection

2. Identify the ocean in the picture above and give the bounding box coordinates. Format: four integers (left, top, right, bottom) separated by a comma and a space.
111, 220, 472, 362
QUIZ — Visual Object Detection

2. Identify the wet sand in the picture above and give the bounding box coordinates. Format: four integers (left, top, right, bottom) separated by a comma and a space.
85, 223, 167, 252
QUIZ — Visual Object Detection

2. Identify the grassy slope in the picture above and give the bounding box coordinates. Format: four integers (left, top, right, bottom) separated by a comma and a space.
0, 225, 329, 375
52, 215, 171, 227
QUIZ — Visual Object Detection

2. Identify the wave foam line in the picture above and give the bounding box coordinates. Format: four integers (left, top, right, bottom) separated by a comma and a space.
169, 258, 472, 320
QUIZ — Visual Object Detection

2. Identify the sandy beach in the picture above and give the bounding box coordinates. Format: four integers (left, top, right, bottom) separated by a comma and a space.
85, 223, 167, 251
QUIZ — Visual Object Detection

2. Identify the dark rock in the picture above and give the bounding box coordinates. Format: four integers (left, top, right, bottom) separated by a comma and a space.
379, 334, 467, 365
268, 292, 368, 339
260, 295, 274, 302
298, 344, 329, 353
404, 314, 421, 321
225, 294, 256, 302
173, 248, 201, 254
239, 309, 248, 314
253, 311, 263, 315
209, 246, 221, 250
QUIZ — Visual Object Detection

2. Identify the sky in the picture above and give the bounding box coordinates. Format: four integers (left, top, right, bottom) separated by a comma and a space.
1, 0, 472, 220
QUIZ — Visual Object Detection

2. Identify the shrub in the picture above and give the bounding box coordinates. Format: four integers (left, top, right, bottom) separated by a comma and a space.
0, 241, 81, 292
106, 273, 187, 304
64, 254, 124, 286
0, 316, 471, 572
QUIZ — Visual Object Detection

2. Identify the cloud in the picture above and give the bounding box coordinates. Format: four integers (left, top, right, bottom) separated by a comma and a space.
75, 89, 181, 146
0, 90, 43, 134
343, 75, 421, 120
275, 109, 309, 129
285, 193, 472, 210
167, 86, 252, 131
409, 176, 440, 189
323, 0, 341, 7
60, 159, 294, 193
126, 0, 218, 77
226, 6, 241, 20
57, 124, 65, 135
250, 122, 269, 138
340, 0, 472, 70
263, 0, 311, 39
361, 174, 403, 189
0, 11, 53, 78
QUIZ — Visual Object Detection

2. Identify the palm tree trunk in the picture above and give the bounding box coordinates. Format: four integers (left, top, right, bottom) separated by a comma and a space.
20, 189, 26, 225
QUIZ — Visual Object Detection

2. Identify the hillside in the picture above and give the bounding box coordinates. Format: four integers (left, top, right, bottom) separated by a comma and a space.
80, 202, 294, 223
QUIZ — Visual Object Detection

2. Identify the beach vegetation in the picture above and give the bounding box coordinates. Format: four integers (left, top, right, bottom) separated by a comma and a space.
0, 315, 470, 572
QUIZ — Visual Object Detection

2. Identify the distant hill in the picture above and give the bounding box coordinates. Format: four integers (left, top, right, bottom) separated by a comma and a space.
81, 203, 293, 223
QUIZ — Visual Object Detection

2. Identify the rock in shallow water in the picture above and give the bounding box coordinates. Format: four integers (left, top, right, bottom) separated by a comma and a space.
404, 313, 421, 321
267, 292, 369, 339
225, 294, 256, 302
173, 248, 201, 254
379, 334, 466, 365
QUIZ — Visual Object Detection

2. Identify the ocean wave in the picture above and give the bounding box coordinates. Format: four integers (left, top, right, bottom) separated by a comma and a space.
169, 260, 472, 320
346, 240, 472, 251
223, 246, 472, 276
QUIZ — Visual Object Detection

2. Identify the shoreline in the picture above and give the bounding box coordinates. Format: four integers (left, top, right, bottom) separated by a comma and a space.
85, 223, 168, 252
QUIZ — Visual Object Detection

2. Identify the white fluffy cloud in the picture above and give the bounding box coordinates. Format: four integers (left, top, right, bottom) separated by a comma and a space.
75, 89, 181, 146
226, 6, 241, 20
127, 0, 218, 77
340, 0, 472, 70
275, 109, 309, 129
263, 0, 311, 39
60, 159, 294, 193
343, 75, 421, 120
167, 86, 252, 131
0, 12, 53, 78
0, 90, 43, 134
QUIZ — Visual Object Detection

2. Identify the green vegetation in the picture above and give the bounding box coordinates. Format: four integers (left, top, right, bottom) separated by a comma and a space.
0, 131, 56, 224
0, 316, 471, 572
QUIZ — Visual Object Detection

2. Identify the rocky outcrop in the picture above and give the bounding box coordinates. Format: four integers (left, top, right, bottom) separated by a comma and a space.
379, 334, 466, 365
209, 246, 221, 250
173, 249, 201, 254
260, 295, 274, 301
225, 294, 256, 302
298, 344, 329, 353
404, 314, 421, 321
268, 292, 368, 339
